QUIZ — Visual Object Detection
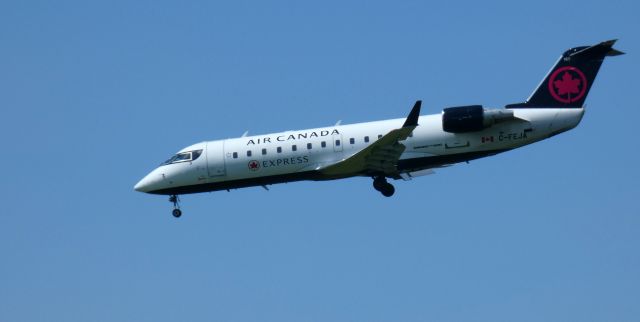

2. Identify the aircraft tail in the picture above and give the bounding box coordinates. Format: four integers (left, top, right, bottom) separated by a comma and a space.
507, 39, 624, 109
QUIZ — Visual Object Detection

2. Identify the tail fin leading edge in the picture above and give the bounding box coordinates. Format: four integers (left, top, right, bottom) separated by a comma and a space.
507, 39, 624, 109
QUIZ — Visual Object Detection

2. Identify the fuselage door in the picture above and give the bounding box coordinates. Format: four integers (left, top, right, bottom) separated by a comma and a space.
206, 140, 226, 177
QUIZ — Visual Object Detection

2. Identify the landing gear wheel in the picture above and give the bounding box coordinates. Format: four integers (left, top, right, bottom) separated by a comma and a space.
373, 176, 386, 191
380, 183, 395, 197
372, 176, 395, 197
169, 195, 182, 218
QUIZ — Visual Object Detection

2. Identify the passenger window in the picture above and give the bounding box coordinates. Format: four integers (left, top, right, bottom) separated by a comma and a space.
307, 143, 312, 150
247, 150, 252, 157
364, 136, 369, 143
233, 152, 238, 159
292, 145, 297, 151
277, 147, 282, 153
335, 139, 341, 146
349, 138, 355, 144
262, 148, 267, 155
378, 134, 383, 139
321, 141, 326, 148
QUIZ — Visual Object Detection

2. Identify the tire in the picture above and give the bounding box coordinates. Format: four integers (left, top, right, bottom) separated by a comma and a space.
380, 183, 395, 197
172, 209, 182, 218
373, 177, 386, 191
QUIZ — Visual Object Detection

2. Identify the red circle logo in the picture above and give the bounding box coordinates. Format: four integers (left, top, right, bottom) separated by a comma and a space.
248, 160, 260, 171
548, 66, 587, 104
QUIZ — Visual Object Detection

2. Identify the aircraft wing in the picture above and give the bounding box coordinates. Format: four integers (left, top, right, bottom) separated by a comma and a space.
319, 101, 422, 178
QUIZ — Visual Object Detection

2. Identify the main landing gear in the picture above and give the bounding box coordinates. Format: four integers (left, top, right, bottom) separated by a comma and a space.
373, 176, 395, 197
169, 195, 182, 218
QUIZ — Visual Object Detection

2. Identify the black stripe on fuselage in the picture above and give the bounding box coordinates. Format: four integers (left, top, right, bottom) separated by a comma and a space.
148, 149, 509, 195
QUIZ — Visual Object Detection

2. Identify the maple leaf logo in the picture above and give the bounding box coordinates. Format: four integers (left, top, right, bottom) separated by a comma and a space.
248, 160, 260, 171
553, 72, 581, 96
547, 66, 588, 104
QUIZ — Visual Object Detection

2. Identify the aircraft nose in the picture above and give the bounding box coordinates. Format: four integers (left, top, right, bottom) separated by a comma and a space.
134, 175, 151, 193
134, 171, 163, 193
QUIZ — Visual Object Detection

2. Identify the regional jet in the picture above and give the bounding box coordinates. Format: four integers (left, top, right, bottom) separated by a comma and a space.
134, 40, 623, 217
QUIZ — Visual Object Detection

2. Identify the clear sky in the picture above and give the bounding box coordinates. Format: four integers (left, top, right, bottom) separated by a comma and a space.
1, 0, 639, 321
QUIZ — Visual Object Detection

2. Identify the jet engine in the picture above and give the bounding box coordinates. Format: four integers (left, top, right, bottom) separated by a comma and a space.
442, 105, 516, 133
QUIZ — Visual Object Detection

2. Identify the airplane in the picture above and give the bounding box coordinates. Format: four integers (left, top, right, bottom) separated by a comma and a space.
134, 40, 623, 218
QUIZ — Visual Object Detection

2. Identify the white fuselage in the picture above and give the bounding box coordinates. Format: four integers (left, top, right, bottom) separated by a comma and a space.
134, 108, 584, 195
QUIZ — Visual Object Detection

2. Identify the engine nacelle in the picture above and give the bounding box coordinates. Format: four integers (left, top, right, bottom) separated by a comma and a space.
442, 105, 515, 133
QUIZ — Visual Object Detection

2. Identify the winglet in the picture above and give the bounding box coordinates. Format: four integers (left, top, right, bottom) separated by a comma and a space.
402, 100, 422, 128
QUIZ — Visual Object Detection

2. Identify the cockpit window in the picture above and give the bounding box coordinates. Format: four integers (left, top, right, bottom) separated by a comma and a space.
161, 149, 203, 165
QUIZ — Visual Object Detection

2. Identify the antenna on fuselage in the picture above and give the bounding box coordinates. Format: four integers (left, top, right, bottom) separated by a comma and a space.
241, 131, 249, 137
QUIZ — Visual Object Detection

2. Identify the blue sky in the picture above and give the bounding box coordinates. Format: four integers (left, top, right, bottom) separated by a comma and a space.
1, 0, 639, 321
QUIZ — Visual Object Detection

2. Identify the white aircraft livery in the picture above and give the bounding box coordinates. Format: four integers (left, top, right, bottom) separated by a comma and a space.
135, 40, 623, 217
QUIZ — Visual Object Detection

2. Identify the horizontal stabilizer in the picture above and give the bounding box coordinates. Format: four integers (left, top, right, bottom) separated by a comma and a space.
607, 48, 625, 56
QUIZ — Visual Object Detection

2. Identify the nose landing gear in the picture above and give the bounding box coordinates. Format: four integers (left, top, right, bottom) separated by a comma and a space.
373, 176, 395, 197
169, 195, 182, 218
